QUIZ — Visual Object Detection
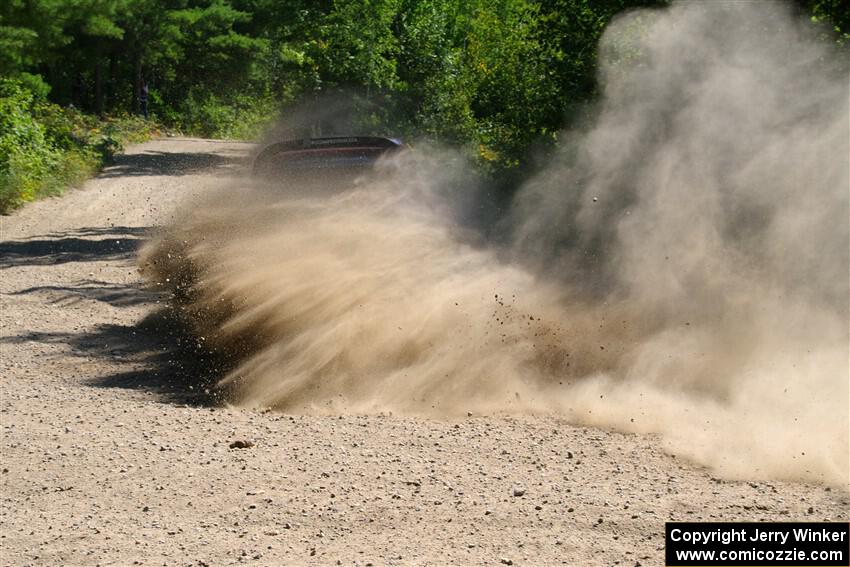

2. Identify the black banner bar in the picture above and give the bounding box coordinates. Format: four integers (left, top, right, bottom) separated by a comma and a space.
666, 522, 850, 566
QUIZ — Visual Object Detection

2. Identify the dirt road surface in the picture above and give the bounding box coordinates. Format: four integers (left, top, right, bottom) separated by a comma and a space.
1, 138, 846, 566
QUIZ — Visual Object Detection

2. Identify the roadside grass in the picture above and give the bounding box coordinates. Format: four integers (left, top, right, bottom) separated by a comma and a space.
1, 79, 160, 214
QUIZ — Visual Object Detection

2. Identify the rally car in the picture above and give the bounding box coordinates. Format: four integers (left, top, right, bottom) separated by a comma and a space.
252, 136, 405, 181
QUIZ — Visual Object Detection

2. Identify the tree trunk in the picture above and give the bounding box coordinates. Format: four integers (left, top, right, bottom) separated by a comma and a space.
133, 51, 142, 114
94, 57, 103, 115
107, 50, 117, 111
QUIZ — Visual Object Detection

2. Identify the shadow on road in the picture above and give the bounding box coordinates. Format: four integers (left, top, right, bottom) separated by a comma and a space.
0, 226, 148, 269
100, 150, 248, 178
0, 306, 232, 406
9, 280, 153, 307
82, 308, 233, 405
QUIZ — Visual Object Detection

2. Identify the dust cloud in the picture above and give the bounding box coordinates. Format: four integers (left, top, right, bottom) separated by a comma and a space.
141, 1, 849, 486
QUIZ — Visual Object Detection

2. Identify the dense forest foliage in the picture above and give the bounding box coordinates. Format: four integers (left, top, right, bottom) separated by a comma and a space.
1, 0, 847, 211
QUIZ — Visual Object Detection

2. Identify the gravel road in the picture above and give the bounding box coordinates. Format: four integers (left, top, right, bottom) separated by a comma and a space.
1, 138, 846, 566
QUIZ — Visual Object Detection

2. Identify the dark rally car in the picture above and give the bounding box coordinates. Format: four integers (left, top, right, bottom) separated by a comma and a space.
252, 136, 405, 181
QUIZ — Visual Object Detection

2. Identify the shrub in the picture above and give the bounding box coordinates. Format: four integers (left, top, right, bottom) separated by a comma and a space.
173, 90, 277, 139
0, 78, 159, 214
0, 79, 63, 211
